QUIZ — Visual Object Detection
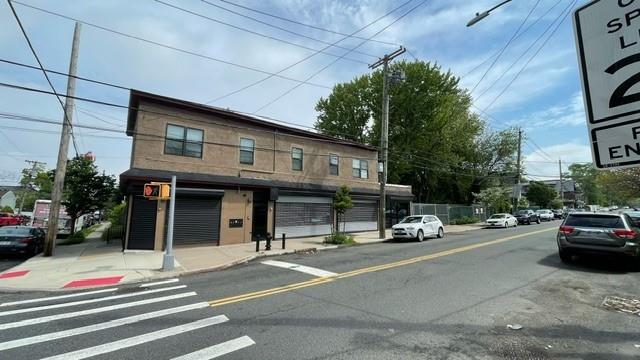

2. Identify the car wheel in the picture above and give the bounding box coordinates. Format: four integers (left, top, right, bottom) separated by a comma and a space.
536, 218, 541, 224
417, 230, 424, 242
559, 248, 573, 263
504, 222, 507, 228
527, 219, 531, 225
437, 227, 444, 238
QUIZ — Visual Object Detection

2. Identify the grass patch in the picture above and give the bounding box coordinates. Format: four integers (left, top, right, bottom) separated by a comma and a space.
58, 224, 100, 246
324, 232, 355, 245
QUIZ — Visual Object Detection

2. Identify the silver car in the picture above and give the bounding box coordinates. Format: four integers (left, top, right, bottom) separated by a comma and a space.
557, 212, 640, 263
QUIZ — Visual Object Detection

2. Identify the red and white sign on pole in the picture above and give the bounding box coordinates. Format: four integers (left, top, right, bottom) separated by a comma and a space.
574, 0, 640, 169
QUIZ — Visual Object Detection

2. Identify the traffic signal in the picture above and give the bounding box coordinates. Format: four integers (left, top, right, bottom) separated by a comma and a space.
143, 183, 170, 199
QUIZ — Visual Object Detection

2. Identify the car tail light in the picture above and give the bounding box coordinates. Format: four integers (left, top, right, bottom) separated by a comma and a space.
613, 229, 637, 239
18, 237, 34, 244
559, 226, 574, 235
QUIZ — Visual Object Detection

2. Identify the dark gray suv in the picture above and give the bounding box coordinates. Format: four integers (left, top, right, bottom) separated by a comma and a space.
557, 212, 640, 263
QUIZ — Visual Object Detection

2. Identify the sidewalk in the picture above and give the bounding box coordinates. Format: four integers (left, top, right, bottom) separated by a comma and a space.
0, 223, 484, 291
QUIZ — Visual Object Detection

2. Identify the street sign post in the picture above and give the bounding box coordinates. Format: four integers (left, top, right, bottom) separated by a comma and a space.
574, 0, 640, 169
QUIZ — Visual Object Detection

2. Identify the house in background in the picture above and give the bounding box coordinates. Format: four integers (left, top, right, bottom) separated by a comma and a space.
0, 186, 19, 210
120, 90, 413, 251
520, 179, 581, 208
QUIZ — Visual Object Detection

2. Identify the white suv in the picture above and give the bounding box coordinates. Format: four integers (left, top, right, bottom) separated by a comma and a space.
536, 209, 554, 221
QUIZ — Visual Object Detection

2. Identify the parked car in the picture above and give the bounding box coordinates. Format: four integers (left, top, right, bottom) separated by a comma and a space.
0, 213, 20, 227
485, 213, 518, 228
625, 211, 640, 227
553, 209, 564, 219
392, 215, 444, 242
0, 226, 46, 257
557, 212, 640, 263
536, 209, 554, 222
515, 210, 540, 225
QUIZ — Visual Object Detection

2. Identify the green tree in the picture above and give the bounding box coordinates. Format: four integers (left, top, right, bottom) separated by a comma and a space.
60, 157, 117, 234
1, 205, 13, 213
15, 163, 52, 212
550, 199, 564, 209
526, 181, 557, 207
596, 167, 640, 205
315, 60, 516, 204
473, 187, 512, 214
569, 163, 602, 204
332, 185, 353, 233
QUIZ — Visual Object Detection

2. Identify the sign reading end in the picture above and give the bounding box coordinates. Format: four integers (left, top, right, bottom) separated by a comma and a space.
592, 121, 640, 168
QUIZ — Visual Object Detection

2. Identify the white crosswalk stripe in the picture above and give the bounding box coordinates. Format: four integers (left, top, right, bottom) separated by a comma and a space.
0, 283, 255, 359
170, 336, 256, 360
262, 260, 337, 277
40, 315, 230, 360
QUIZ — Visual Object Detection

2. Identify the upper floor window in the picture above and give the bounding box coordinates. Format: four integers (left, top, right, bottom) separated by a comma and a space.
239, 138, 255, 165
165, 124, 203, 158
352, 159, 368, 179
292, 147, 303, 171
329, 154, 339, 175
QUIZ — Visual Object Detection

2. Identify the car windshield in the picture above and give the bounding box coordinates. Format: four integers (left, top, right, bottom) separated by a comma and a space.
0, 227, 31, 236
489, 214, 506, 219
400, 216, 423, 224
517, 210, 529, 215
564, 214, 625, 228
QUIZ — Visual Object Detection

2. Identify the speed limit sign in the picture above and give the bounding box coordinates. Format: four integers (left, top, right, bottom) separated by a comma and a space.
574, 0, 640, 169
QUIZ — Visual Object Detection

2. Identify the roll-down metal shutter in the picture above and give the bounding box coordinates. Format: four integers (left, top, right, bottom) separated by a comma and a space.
343, 201, 377, 232
128, 196, 157, 250
275, 196, 332, 238
172, 196, 221, 245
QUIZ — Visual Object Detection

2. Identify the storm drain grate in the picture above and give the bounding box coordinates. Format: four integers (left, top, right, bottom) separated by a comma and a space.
602, 296, 640, 316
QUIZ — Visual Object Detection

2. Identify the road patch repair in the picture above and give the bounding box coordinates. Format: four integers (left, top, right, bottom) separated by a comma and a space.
0, 270, 29, 279
210, 227, 556, 308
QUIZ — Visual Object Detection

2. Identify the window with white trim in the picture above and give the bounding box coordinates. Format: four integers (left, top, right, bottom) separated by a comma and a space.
292, 147, 303, 171
352, 159, 368, 179
164, 124, 203, 158
329, 154, 339, 175
239, 138, 255, 165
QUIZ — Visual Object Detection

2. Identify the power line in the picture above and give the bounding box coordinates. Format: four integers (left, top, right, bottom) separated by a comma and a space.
216, 0, 399, 47
154, 0, 372, 64
198, 0, 381, 60
1, 57, 364, 139
469, 0, 541, 94
524, 138, 554, 162
7, 0, 80, 158
459, 0, 564, 80
483, 0, 578, 112
254, 0, 428, 113
204, 0, 415, 105
11, 0, 333, 90
475, 0, 570, 100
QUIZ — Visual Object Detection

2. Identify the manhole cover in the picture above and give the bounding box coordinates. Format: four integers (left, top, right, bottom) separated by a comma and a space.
602, 296, 640, 316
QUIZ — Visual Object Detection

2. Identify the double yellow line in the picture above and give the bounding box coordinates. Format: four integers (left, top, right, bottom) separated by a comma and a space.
209, 227, 556, 308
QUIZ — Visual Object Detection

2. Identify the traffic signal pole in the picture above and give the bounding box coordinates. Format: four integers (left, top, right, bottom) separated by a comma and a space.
162, 175, 176, 271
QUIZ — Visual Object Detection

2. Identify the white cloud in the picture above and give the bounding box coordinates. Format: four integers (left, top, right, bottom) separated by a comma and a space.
523, 142, 592, 181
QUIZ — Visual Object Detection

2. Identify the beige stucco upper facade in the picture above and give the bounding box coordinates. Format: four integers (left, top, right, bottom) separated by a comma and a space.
130, 100, 380, 191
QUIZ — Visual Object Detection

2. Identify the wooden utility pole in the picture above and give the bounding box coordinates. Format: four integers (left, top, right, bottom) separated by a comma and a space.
513, 128, 522, 214
45, 22, 81, 257
369, 47, 405, 239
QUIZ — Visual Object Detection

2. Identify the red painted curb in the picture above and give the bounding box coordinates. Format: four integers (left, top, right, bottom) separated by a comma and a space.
0, 270, 30, 279
63, 275, 124, 288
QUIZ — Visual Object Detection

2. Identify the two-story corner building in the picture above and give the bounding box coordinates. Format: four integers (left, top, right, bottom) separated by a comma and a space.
119, 90, 413, 251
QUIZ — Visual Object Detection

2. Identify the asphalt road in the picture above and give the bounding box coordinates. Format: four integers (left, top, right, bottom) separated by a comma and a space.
0, 221, 639, 359
0, 256, 23, 273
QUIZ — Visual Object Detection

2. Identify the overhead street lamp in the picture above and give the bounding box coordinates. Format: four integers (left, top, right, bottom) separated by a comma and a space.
467, 0, 512, 27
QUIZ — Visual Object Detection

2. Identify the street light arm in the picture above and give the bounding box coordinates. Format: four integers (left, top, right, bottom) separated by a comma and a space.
466, 0, 512, 27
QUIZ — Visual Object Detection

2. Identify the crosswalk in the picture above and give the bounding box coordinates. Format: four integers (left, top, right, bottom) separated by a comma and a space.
0, 279, 254, 359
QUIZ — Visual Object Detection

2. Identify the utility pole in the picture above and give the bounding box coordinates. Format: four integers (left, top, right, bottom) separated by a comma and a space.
513, 128, 522, 215
559, 159, 564, 203
18, 160, 46, 214
45, 22, 81, 257
369, 46, 405, 239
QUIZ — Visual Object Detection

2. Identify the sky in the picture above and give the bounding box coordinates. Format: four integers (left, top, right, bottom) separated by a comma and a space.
0, 0, 593, 186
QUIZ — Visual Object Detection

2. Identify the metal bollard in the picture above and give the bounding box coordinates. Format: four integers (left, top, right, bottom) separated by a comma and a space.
282, 233, 286, 249
255, 237, 260, 252
266, 233, 272, 251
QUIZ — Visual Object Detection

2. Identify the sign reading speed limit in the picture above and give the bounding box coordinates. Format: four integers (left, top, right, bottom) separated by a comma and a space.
574, 0, 640, 169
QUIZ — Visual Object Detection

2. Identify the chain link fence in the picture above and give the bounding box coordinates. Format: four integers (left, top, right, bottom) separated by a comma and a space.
411, 203, 487, 225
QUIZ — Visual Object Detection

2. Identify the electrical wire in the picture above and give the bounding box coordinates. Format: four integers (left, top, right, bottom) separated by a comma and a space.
154, 0, 371, 64
475, 0, 570, 100
198, 0, 380, 60
205, 0, 415, 105
469, 0, 541, 94
6, 0, 79, 157
11, 0, 332, 90
216, 0, 399, 46
483, 0, 578, 112
254, 0, 429, 113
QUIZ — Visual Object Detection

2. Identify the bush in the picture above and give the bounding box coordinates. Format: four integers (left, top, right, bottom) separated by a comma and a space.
0, 205, 13, 213
450, 216, 480, 225
59, 231, 86, 246
107, 203, 126, 226
324, 232, 355, 245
